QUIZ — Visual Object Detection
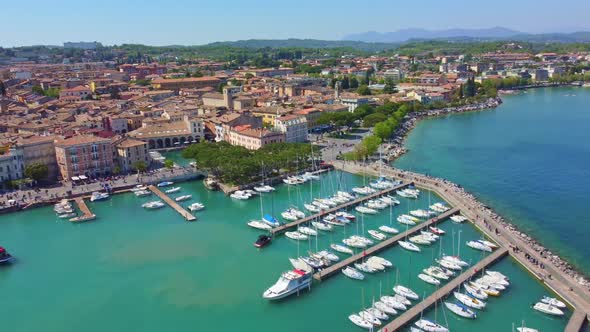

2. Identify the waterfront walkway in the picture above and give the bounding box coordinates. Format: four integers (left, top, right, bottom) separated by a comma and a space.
148, 185, 196, 221
270, 182, 409, 235
379, 247, 509, 332
313, 208, 459, 281
69, 198, 96, 223
333, 160, 590, 326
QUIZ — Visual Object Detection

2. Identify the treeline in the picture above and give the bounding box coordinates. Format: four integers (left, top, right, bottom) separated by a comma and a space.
181, 141, 317, 185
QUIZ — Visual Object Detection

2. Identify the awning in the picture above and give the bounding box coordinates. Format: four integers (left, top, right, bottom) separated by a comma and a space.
79, 175, 88, 180
71, 176, 80, 181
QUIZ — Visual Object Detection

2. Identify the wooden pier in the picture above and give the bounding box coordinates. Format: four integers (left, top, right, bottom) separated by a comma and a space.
271, 182, 410, 235
148, 185, 196, 221
69, 198, 96, 222
565, 310, 588, 332
378, 247, 509, 332
313, 208, 460, 281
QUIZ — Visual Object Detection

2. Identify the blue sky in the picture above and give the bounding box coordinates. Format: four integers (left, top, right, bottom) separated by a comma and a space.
3, 0, 589, 47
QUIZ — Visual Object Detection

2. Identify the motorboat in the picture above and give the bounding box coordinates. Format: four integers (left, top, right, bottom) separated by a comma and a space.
368, 256, 392, 267
174, 195, 192, 202
379, 196, 399, 206
348, 314, 373, 330
368, 230, 387, 241
479, 239, 499, 249
165, 187, 181, 194
312, 200, 330, 210
134, 189, 151, 197
423, 266, 450, 280
247, 220, 273, 231
285, 231, 308, 241
366, 307, 389, 321
283, 177, 303, 185
254, 235, 272, 248
58, 212, 77, 219
187, 202, 205, 212
365, 259, 386, 272
254, 185, 275, 193
430, 203, 449, 212
466, 240, 493, 252
262, 264, 312, 300
359, 310, 382, 326
398, 214, 418, 225
442, 255, 469, 267
90, 191, 109, 202
352, 186, 376, 195
463, 283, 488, 300
415, 319, 448, 332
468, 281, 500, 296
142, 201, 165, 209
385, 195, 400, 204
444, 302, 477, 319
397, 190, 418, 199
343, 238, 368, 249
450, 215, 468, 223
437, 258, 462, 271
303, 203, 320, 213
297, 226, 318, 236
331, 244, 353, 255
311, 221, 333, 231
0, 247, 13, 264
301, 256, 326, 269
335, 211, 356, 220
355, 206, 378, 214
366, 200, 387, 210
533, 302, 565, 316
230, 190, 251, 200
374, 301, 398, 315
399, 241, 421, 252
379, 225, 399, 234
429, 226, 445, 235
541, 296, 566, 308
410, 209, 430, 218
351, 235, 374, 246
324, 216, 346, 227
420, 231, 439, 241
409, 235, 432, 245
517, 328, 539, 332
370, 177, 395, 190
262, 215, 281, 227
354, 262, 377, 273
477, 276, 507, 290
342, 266, 365, 280
381, 296, 407, 311
337, 191, 356, 200
418, 273, 441, 285
453, 291, 486, 309
393, 285, 419, 300
157, 181, 174, 187
485, 270, 509, 281
316, 250, 339, 262
302, 172, 320, 180
281, 210, 299, 221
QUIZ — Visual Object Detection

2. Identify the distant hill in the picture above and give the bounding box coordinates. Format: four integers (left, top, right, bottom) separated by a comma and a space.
205, 39, 399, 52
342, 27, 590, 43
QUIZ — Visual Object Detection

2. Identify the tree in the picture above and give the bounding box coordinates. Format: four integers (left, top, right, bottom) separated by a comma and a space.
373, 121, 394, 140
132, 161, 147, 173
0, 80, 6, 96
383, 78, 397, 94
357, 85, 372, 96
32, 85, 44, 95
24, 163, 48, 182
363, 113, 387, 127
340, 76, 350, 89
164, 159, 174, 169
350, 76, 359, 89
112, 165, 121, 175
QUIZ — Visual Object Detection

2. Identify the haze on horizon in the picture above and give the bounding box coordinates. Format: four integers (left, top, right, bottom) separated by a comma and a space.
3, 0, 590, 47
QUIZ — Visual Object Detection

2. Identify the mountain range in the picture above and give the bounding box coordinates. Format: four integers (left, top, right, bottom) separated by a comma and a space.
342, 27, 590, 43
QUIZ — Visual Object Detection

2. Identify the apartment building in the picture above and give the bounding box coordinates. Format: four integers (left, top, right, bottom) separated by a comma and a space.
275, 115, 308, 143
151, 77, 221, 90
115, 138, 150, 173
227, 126, 284, 150
55, 135, 114, 179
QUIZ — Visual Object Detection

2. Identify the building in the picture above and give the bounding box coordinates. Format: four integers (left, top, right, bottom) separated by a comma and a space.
242, 68, 294, 77
201, 88, 255, 111
55, 135, 114, 179
533, 69, 549, 82
151, 77, 221, 90
227, 126, 285, 150
59, 86, 92, 102
252, 106, 292, 125
128, 116, 204, 149
340, 97, 370, 112
115, 138, 150, 173
293, 108, 321, 130
275, 115, 308, 143
383, 69, 404, 82
15, 136, 58, 181
0, 148, 24, 182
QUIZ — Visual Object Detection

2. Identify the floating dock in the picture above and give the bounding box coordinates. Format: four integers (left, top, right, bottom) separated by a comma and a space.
69, 198, 96, 222
148, 185, 196, 221
271, 182, 410, 235
313, 208, 460, 281
379, 247, 509, 332
565, 310, 588, 332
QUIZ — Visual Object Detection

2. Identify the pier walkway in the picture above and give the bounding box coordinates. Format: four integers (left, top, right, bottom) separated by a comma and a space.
565, 310, 588, 332
148, 185, 196, 221
379, 247, 509, 332
271, 182, 409, 235
313, 208, 459, 281
69, 198, 96, 222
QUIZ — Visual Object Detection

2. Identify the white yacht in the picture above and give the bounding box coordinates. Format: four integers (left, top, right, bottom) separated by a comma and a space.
442, 255, 469, 267
374, 301, 398, 315
444, 302, 477, 319
366, 307, 389, 321
303, 203, 320, 213
466, 240, 493, 252
453, 291, 486, 309
157, 181, 174, 187
352, 186, 376, 195
297, 226, 318, 236
409, 235, 432, 245
418, 273, 440, 285
142, 201, 165, 209
230, 191, 252, 200
134, 189, 151, 197
312, 200, 330, 210
533, 302, 565, 316
365, 259, 386, 272
394, 285, 419, 300
366, 200, 387, 210
331, 243, 353, 255
368, 256, 392, 267
247, 220, 272, 231
281, 210, 299, 221
343, 238, 368, 249
423, 266, 450, 280
188, 202, 205, 212
254, 185, 275, 193
437, 258, 462, 271
399, 241, 421, 252
285, 231, 308, 241
262, 262, 312, 300
541, 296, 566, 308
415, 319, 448, 332
348, 314, 373, 330
174, 195, 192, 202
379, 196, 399, 206
380, 295, 407, 311
311, 221, 332, 231
355, 206, 378, 215
354, 262, 377, 273
164, 187, 181, 194
90, 191, 109, 202
335, 211, 356, 220
429, 226, 445, 235
450, 215, 468, 223
379, 225, 399, 234
410, 209, 430, 218
342, 266, 365, 280
358, 310, 381, 326
463, 283, 488, 300
368, 230, 387, 241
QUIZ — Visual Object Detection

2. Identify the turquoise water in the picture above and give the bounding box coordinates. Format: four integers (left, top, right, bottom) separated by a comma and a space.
0, 172, 570, 330
395, 87, 590, 275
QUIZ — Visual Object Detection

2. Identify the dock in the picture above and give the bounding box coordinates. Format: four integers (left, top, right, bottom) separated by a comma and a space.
69, 198, 96, 222
271, 182, 410, 235
313, 208, 460, 281
379, 247, 509, 332
148, 185, 196, 221
565, 310, 588, 332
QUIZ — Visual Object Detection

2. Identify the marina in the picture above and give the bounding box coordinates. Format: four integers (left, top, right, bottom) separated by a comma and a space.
147, 185, 196, 221
68, 198, 96, 223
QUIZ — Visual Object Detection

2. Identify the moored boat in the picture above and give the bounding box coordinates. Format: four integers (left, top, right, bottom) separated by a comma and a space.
399, 241, 421, 252
0, 247, 13, 264
453, 291, 486, 310
342, 266, 365, 280
393, 285, 419, 300
418, 273, 441, 285
415, 319, 448, 332
254, 235, 272, 248
444, 302, 477, 319
348, 314, 373, 330
285, 231, 308, 241
533, 302, 564, 316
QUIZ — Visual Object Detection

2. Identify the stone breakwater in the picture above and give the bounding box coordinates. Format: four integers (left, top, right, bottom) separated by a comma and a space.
383, 97, 502, 160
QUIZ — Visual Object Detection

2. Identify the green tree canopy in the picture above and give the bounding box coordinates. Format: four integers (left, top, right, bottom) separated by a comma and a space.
24, 163, 48, 182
